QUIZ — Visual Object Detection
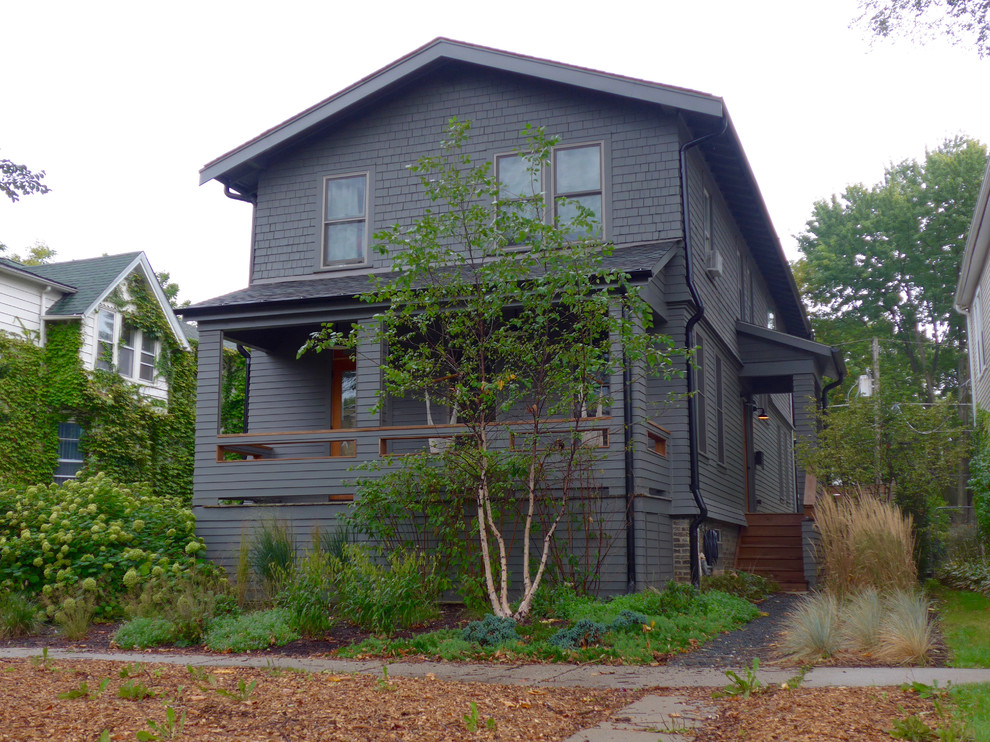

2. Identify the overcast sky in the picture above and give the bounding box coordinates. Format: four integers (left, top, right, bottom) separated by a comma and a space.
2, 0, 989, 305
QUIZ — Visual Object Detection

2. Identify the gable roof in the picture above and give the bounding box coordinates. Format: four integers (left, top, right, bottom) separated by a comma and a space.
200, 38, 723, 191
199, 38, 810, 339
0, 257, 77, 293
3, 252, 190, 350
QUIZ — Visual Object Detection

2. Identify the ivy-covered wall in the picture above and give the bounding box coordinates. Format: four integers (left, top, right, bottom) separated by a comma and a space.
0, 273, 197, 500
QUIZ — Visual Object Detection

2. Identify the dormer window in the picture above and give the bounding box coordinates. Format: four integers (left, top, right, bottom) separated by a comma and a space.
554, 144, 603, 239
99, 316, 159, 383
322, 173, 368, 267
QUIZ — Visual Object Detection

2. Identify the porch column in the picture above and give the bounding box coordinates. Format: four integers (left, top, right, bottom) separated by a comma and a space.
355, 317, 381, 428
192, 328, 223, 508
792, 372, 820, 512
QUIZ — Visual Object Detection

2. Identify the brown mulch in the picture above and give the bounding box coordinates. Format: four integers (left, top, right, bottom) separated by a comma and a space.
695, 687, 940, 741
0, 658, 641, 741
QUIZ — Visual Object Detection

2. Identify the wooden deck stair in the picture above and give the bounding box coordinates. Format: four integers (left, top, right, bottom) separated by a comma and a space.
734, 512, 808, 592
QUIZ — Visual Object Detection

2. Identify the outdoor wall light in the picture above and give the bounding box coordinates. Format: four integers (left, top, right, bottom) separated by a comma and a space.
755, 407, 769, 421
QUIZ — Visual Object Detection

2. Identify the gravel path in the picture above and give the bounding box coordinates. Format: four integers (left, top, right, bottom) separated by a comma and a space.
667, 592, 802, 668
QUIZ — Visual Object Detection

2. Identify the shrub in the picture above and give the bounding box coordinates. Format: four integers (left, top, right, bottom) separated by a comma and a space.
936, 559, 990, 595
337, 545, 445, 635
276, 549, 340, 637
249, 520, 295, 600
780, 592, 841, 662
815, 492, 916, 597
547, 619, 609, 650
203, 608, 299, 652
876, 590, 935, 665
609, 609, 650, 631
51, 591, 96, 640
123, 566, 233, 645
0, 473, 204, 614
0, 591, 42, 638
461, 614, 520, 646
113, 617, 177, 649
841, 589, 884, 653
702, 570, 778, 602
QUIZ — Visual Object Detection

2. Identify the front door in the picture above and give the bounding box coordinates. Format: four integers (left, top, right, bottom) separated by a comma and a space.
331, 350, 356, 457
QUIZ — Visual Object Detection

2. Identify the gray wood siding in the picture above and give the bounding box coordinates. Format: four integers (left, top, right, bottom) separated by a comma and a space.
250, 67, 682, 283
633, 494, 673, 589
247, 351, 331, 434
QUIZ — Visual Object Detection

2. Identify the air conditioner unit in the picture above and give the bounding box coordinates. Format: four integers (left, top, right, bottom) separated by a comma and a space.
706, 250, 723, 279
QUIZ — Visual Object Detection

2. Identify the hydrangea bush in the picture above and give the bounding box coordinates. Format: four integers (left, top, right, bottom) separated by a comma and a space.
0, 473, 205, 611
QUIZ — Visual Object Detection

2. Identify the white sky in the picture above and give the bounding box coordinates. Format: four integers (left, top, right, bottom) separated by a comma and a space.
2, 0, 989, 305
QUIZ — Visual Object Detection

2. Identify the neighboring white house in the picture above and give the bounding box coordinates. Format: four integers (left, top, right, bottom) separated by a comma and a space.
956, 158, 990, 420
0, 252, 191, 481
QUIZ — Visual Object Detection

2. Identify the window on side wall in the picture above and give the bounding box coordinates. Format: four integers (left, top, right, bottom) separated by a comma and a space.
554, 144, 602, 240
95, 309, 115, 371
696, 335, 708, 456
702, 187, 712, 260
975, 287, 986, 376
322, 173, 368, 267
715, 354, 724, 464
55, 421, 84, 483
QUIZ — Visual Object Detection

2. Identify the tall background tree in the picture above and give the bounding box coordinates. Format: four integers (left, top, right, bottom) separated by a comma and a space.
858, 0, 990, 57
794, 136, 987, 403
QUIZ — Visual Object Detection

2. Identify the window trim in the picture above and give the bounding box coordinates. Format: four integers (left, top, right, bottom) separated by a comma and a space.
551, 141, 605, 240
95, 308, 116, 371
701, 187, 713, 261
975, 286, 986, 376
495, 152, 545, 246
320, 171, 370, 270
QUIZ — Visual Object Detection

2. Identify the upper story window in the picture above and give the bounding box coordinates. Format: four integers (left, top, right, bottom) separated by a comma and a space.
701, 187, 713, 260
96, 309, 115, 371
496, 154, 542, 244
96, 311, 159, 383
553, 144, 603, 240
322, 173, 368, 267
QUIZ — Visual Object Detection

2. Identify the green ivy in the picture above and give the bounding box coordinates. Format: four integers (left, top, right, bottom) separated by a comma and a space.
969, 410, 990, 549
0, 333, 59, 486
0, 272, 197, 501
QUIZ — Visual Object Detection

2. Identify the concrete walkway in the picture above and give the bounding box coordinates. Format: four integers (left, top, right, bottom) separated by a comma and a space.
3, 648, 989, 742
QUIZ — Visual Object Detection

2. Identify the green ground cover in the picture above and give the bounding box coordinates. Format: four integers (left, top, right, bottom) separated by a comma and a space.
336, 584, 760, 665
935, 587, 990, 740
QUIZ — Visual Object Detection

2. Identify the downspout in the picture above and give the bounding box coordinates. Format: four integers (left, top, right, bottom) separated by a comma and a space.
679, 119, 727, 588
237, 345, 252, 434
621, 301, 637, 593
820, 348, 845, 412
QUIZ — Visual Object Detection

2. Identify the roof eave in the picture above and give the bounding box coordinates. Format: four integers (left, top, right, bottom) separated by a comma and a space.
199, 38, 724, 188
0, 262, 77, 293
955, 157, 990, 312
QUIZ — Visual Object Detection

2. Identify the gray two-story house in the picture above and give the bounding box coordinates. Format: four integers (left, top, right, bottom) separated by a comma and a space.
183, 39, 843, 593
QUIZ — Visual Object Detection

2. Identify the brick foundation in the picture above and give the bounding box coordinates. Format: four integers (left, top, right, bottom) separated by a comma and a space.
671, 516, 742, 583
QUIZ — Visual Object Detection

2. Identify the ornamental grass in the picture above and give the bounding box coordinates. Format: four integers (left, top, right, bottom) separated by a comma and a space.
815, 490, 916, 597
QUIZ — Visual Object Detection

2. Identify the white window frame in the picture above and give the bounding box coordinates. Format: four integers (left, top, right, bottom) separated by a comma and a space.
55, 421, 84, 483
552, 142, 604, 240
321, 172, 369, 269
95, 308, 116, 371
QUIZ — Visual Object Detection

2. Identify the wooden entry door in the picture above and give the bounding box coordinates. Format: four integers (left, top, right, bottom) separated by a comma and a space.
331, 350, 356, 457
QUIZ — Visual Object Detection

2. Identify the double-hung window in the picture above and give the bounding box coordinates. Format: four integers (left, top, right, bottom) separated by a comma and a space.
139, 333, 157, 382
95, 309, 115, 371
554, 144, 602, 239
496, 154, 542, 244
322, 173, 368, 267
118, 325, 136, 377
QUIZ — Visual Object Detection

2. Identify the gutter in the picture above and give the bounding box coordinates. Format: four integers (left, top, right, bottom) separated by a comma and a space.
679, 118, 727, 588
